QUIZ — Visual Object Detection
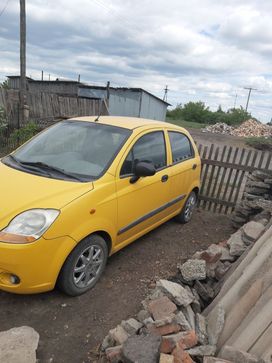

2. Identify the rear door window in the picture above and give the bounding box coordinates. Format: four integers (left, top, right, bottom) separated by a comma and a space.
168, 131, 194, 164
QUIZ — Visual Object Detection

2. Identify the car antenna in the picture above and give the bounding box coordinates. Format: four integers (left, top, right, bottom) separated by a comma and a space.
94, 99, 103, 122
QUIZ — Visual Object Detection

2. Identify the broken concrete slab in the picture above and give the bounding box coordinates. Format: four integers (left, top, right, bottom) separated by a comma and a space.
186, 345, 216, 357
0, 326, 39, 363
105, 345, 123, 363
122, 334, 161, 363
227, 230, 247, 257
203, 357, 232, 363
174, 311, 192, 331
109, 325, 130, 345
242, 221, 265, 245
207, 304, 225, 346
195, 313, 208, 345
178, 259, 206, 281
156, 279, 194, 306
159, 353, 174, 363
219, 345, 259, 363
121, 318, 143, 335
148, 295, 177, 321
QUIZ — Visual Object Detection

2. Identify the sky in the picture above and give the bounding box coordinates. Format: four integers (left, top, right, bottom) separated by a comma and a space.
1, 0, 272, 123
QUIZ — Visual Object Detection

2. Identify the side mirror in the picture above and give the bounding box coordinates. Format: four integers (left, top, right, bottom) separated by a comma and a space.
130, 161, 156, 184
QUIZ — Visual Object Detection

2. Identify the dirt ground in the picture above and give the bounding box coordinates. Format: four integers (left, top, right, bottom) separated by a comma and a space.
0, 209, 234, 363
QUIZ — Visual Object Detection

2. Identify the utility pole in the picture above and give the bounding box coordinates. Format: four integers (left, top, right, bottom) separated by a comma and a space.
233, 93, 237, 109
163, 85, 168, 102
244, 87, 257, 112
19, 0, 26, 126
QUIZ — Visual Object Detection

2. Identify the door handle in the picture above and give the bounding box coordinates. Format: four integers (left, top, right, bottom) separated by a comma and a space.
192, 164, 197, 170
161, 175, 169, 182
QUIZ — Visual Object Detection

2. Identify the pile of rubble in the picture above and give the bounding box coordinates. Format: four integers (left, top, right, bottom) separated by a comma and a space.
202, 119, 272, 138
232, 170, 272, 229
99, 216, 269, 363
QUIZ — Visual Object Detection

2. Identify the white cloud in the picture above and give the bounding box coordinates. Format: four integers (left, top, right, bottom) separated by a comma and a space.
1, 0, 272, 122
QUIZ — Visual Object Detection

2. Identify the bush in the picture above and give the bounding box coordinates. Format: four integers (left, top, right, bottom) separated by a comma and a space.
167, 102, 252, 126
10, 122, 40, 144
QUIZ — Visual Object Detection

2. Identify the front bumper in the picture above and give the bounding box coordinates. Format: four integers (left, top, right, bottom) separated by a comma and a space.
0, 235, 77, 294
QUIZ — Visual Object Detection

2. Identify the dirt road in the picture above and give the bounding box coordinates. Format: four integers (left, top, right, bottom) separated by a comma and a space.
0, 210, 233, 363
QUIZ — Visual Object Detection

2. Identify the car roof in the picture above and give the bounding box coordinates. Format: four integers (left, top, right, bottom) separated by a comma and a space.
70, 116, 184, 131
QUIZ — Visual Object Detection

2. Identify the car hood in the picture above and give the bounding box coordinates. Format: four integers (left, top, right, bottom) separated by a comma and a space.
0, 161, 93, 229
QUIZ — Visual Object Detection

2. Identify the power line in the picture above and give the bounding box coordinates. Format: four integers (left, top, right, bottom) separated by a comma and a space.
0, 0, 11, 18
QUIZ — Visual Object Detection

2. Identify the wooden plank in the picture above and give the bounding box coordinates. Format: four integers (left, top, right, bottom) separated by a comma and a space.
211, 145, 227, 212
232, 149, 252, 209
219, 147, 239, 213
204, 146, 220, 210
198, 195, 235, 207
200, 159, 265, 173
199, 145, 209, 208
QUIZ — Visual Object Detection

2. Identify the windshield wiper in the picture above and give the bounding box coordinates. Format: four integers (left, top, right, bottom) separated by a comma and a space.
9, 156, 83, 181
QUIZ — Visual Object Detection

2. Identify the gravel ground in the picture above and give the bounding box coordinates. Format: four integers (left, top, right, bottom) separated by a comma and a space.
0, 209, 234, 363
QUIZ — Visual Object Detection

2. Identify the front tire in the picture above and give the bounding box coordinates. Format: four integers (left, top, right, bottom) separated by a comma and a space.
57, 234, 108, 296
175, 191, 197, 224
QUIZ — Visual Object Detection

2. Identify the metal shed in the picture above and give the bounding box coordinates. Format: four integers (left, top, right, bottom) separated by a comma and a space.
79, 86, 170, 121
7, 76, 170, 121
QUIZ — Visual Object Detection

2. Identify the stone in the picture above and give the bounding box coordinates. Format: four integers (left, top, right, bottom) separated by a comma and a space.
199, 244, 222, 264
214, 261, 230, 281
109, 325, 130, 345
122, 334, 161, 363
203, 358, 232, 363
160, 353, 175, 363
121, 318, 143, 335
0, 326, 39, 363
101, 334, 115, 351
105, 345, 123, 363
227, 230, 247, 257
195, 313, 208, 345
178, 259, 206, 282
207, 304, 225, 345
174, 311, 192, 331
137, 309, 150, 323
147, 322, 181, 336
219, 345, 259, 363
206, 262, 218, 279
246, 181, 271, 189
157, 280, 194, 307
172, 346, 194, 363
244, 186, 269, 195
160, 331, 197, 353
246, 199, 272, 211
148, 296, 177, 321
219, 247, 235, 262
194, 280, 214, 302
242, 221, 265, 245
187, 345, 216, 357
142, 288, 165, 310
252, 170, 272, 180
190, 288, 201, 314
181, 305, 196, 331
264, 178, 272, 184
243, 192, 261, 200
154, 316, 177, 328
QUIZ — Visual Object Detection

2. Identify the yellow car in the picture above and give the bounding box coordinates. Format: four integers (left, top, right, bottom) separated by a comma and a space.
0, 116, 200, 296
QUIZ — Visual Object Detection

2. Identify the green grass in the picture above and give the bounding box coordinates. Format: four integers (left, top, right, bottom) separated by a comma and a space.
166, 118, 208, 129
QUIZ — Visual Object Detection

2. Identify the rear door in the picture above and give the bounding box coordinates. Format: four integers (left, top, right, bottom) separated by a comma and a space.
166, 130, 198, 214
115, 129, 171, 247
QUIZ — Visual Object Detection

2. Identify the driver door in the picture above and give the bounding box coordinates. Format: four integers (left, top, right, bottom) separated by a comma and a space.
115, 130, 171, 248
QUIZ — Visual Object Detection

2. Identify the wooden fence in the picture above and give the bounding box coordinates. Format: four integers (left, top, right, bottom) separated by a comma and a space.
198, 143, 272, 214
0, 88, 108, 128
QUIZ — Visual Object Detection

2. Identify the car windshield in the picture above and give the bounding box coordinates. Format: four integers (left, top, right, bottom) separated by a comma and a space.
9, 121, 131, 181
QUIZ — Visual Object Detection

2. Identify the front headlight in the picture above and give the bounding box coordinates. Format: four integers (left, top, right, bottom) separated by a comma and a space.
0, 209, 60, 244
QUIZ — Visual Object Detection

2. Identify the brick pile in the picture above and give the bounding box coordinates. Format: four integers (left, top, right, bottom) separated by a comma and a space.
98, 215, 269, 363
202, 119, 272, 137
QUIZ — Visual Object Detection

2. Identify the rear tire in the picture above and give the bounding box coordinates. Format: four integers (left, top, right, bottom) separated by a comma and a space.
175, 191, 197, 224
57, 234, 108, 296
